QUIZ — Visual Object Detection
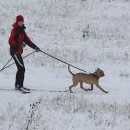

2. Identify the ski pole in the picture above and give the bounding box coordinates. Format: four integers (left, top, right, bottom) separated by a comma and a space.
0, 51, 36, 73
0, 57, 12, 72
40, 50, 87, 73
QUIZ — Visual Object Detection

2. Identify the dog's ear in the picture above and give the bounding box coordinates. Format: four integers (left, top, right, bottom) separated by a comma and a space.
97, 68, 100, 71
96, 68, 100, 71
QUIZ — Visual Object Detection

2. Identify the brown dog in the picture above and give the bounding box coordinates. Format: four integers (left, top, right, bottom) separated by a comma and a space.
68, 66, 108, 93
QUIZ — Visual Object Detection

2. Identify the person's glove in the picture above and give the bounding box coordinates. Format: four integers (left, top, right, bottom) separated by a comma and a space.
13, 42, 19, 53
10, 42, 19, 56
35, 46, 41, 52
22, 42, 26, 48
13, 42, 19, 49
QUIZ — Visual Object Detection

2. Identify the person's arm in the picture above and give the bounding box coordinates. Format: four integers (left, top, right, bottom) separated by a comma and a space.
8, 29, 17, 46
8, 29, 19, 55
24, 32, 40, 51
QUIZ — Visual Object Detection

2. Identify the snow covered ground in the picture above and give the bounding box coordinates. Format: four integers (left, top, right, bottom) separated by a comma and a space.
0, 0, 130, 130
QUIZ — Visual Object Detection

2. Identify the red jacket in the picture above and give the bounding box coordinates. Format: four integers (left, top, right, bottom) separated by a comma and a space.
9, 22, 36, 55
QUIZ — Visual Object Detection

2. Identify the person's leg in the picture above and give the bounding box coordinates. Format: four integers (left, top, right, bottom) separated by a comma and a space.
12, 54, 25, 88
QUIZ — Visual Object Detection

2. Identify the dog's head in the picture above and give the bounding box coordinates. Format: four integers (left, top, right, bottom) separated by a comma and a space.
93, 68, 105, 78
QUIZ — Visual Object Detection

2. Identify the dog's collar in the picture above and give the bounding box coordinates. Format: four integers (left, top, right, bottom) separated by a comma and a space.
92, 73, 99, 79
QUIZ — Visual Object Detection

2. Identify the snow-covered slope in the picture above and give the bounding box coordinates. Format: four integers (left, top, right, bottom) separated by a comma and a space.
0, 0, 130, 130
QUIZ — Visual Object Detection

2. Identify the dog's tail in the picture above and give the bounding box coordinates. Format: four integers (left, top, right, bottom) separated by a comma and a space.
68, 65, 74, 75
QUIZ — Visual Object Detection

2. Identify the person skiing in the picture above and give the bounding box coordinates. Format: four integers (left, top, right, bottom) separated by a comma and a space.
8, 15, 41, 92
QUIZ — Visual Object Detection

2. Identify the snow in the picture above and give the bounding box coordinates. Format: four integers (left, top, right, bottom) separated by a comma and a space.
0, 0, 130, 130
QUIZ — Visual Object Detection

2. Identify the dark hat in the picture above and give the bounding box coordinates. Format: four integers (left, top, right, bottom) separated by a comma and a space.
16, 15, 24, 23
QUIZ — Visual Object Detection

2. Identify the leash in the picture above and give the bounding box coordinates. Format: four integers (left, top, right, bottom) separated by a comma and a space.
40, 50, 87, 73
1, 49, 87, 73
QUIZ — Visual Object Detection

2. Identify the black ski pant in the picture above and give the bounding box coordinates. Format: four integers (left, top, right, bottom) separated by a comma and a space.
11, 54, 25, 87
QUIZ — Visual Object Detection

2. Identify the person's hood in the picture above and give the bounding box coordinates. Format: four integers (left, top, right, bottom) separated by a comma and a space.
12, 22, 26, 31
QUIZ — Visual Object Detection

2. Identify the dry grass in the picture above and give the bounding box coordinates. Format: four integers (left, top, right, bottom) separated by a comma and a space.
0, 93, 130, 130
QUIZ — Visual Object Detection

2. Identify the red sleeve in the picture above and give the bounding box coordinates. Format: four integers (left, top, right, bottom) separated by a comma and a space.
24, 32, 37, 49
8, 29, 16, 46
24, 32, 33, 45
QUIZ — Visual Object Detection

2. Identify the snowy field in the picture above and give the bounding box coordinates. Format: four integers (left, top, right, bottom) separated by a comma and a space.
0, 0, 130, 130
